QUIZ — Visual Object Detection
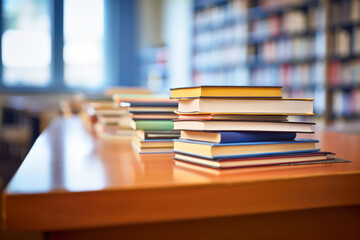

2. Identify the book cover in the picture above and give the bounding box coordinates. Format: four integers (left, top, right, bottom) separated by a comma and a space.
174, 151, 334, 161
173, 120, 314, 133
131, 120, 174, 131
177, 98, 314, 115
121, 101, 178, 107
173, 138, 319, 158
136, 130, 180, 140
174, 151, 334, 169
170, 86, 282, 98
180, 131, 296, 143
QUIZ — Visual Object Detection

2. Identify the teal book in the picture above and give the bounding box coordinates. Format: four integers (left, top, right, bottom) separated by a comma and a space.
131, 120, 174, 130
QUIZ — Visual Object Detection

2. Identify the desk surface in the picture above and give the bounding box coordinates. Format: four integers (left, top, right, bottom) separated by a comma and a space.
2, 117, 360, 231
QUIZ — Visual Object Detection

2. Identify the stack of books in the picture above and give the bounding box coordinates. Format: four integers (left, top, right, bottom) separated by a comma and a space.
78, 95, 132, 139
89, 101, 133, 140
119, 97, 180, 154
170, 86, 335, 169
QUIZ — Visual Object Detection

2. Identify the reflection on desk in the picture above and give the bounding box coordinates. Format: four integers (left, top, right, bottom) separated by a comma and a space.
2, 117, 360, 233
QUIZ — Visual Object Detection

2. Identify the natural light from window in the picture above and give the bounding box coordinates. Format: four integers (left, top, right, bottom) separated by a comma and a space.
2, 0, 51, 87
64, 0, 104, 89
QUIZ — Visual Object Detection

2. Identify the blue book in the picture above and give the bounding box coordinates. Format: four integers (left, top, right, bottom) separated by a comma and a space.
180, 131, 296, 143
173, 138, 319, 159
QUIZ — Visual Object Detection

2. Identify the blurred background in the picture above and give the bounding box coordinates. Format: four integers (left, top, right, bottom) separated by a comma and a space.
1, 0, 360, 192
0, 0, 360, 239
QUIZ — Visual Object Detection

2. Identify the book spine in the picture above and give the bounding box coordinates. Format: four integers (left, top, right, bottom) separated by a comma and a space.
135, 120, 174, 131
219, 132, 297, 143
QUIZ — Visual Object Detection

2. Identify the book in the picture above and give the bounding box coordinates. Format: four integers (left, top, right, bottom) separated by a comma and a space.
133, 137, 174, 148
136, 130, 180, 140
121, 101, 178, 113
130, 111, 177, 120
177, 98, 314, 115
174, 151, 333, 169
173, 120, 314, 133
113, 94, 177, 107
97, 116, 121, 125
128, 106, 177, 112
170, 86, 282, 98
130, 119, 174, 131
132, 143, 173, 154
177, 113, 288, 121
174, 157, 343, 175
121, 102, 178, 107
173, 138, 319, 158
180, 131, 296, 143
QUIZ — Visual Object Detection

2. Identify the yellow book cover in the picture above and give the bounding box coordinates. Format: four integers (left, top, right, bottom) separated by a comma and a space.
170, 86, 282, 98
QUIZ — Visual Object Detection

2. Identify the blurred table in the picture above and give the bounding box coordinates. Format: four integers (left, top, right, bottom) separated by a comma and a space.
2, 117, 360, 240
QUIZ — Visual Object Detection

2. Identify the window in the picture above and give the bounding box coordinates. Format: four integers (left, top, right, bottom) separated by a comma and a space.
2, 0, 51, 87
64, 0, 104, 89
1, 0, 105, 90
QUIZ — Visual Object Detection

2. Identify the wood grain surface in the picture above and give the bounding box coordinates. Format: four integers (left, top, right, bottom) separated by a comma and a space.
2, 117, 360, 231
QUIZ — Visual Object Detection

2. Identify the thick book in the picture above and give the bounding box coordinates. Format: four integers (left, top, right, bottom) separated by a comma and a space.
136, 130, 180, 140
177, 113, 288, 121
173, 120, 314, 133
130, 119, 174, 131
180, 131, 296, 143
177, 98, 314, 115
174, 151, 334, 169
173, 138, 319, 158
170, 86, 282, 98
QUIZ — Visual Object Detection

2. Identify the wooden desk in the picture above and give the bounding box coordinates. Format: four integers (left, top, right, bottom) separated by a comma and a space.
2, 117, 360, 239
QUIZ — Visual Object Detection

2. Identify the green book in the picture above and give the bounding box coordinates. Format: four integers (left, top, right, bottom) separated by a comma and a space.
130, 120, 174, 131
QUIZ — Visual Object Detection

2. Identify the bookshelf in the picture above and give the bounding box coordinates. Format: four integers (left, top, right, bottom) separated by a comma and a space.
140, 46, 168, 93
191, 0, 360, 120
193, 0, 249, 86
326, 0, 360, 120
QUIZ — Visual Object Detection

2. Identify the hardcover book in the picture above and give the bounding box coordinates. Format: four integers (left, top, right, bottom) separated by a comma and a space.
177, 98, 314, 115
170, 86, 282, 98
173, 138, 319, 158
180, 131, 296, 143
174, 151, 334, 169
177, 113, 288, 121
132, 137, 174, 148
130, 119, 174, 131
173, 120, 314, 133
136, 130, 180, 140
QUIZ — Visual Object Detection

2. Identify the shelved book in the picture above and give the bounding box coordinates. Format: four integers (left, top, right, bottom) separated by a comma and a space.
170, 85, 337, 170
